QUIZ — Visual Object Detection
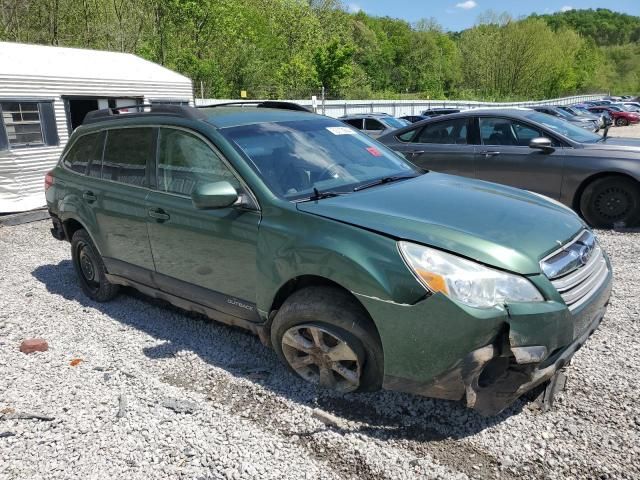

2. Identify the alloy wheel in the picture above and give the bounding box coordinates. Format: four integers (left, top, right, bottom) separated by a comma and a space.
281, 324, 361, 392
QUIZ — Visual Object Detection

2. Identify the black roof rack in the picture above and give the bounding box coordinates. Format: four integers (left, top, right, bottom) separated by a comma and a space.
196, 100, 312, 112
83, 104, 207, 125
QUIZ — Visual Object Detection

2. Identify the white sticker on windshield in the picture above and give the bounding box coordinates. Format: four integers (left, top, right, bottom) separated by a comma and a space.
326, 126, 357, 135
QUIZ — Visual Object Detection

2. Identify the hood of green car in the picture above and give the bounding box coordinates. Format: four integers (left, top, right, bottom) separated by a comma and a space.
296, 173, 585, 275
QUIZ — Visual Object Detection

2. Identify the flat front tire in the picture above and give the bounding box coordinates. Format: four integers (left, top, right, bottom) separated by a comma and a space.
271, 286, 383, 393
71, 229, 119, 302
580, 176, 640, 228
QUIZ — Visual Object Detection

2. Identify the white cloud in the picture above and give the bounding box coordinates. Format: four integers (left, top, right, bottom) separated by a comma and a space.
455, 0, 477, 9
347, 3, 361, 12
560, 5, 574, 12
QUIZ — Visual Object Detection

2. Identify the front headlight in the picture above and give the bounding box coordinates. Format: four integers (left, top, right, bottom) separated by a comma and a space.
398, 241, 544, 309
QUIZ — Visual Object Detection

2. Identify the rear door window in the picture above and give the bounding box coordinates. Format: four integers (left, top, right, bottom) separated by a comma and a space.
63, 132, 105, 175
415, 118, 468, 144
102, 128, 154, 186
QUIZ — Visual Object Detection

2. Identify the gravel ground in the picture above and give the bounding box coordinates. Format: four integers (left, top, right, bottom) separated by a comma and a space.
608, 122, 640, 138
0, 221, 638, 480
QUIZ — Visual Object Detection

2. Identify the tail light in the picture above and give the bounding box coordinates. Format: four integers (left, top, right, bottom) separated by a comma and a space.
44, 171, 54, 191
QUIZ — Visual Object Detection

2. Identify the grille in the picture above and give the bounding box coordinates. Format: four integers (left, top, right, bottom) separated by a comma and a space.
540, 230, 609, 312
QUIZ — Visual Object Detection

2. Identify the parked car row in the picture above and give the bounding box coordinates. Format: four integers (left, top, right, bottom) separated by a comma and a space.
45, 99, 630, 418
378, 107, 640, 228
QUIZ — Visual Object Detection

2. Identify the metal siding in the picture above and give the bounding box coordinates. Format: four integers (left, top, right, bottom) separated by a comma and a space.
0, 75, 193, 212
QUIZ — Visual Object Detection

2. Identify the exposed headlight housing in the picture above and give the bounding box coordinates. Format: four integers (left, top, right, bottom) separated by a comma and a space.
398, 241, 544, 309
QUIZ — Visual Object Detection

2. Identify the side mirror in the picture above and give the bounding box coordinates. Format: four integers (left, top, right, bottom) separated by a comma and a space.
529, 137, 555, 153
191, 181, 238, 210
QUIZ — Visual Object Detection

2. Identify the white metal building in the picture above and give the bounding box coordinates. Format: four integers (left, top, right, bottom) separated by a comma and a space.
0, 42, 194, 212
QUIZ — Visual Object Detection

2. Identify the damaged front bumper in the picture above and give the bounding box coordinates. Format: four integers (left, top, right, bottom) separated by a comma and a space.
358, 269, 612, 416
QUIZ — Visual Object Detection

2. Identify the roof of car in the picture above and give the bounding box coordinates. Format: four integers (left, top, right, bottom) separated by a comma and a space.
82, 103, 323, 129
201, 106, 320, 128
454, 107, 533, 117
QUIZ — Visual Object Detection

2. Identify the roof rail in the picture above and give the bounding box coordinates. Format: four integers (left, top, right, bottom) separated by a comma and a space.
196, 101, 312, 113
83, 104, 206, 125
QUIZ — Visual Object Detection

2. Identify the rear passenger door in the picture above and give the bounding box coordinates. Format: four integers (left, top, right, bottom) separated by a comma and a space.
390, 117, 476, 177
145, 127, 261, 321
93, 127, 157, 279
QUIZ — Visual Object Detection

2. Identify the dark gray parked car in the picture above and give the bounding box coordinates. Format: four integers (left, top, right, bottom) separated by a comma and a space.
378, 108, 640, 228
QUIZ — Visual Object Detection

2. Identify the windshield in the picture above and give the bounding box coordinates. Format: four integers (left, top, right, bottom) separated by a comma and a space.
608, 106, 622, 112
222, 119, 419, 200
382, 117, 409, 129
525, 112, 602, 143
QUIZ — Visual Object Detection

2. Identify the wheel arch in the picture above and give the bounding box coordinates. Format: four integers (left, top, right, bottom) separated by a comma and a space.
267, 274, 383, 347
572, 171, 640, 213
61, 215, 105, 256
62, 217, 85, 242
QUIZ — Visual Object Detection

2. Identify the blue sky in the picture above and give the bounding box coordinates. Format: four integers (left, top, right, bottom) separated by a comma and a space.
345, 1, 640, 31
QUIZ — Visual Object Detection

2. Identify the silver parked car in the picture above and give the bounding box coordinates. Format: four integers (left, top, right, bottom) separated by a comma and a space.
339, 113, 409, 138
378, 108, 640, 228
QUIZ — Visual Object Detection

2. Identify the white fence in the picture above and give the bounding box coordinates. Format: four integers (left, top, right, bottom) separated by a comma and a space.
196, 94, 606, 118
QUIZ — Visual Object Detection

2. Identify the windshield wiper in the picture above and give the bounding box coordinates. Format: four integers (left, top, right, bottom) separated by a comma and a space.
353, 174, 418, 192
300, 187, 347, 202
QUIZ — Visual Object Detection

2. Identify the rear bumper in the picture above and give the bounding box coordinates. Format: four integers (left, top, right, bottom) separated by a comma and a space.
49, 211, 65, 241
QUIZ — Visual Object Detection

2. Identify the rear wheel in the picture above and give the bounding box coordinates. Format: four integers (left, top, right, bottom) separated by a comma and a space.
615, 117, 628, 127
580, 176, 640, 228
271, 286, 383, 393
71, 229, 119, 302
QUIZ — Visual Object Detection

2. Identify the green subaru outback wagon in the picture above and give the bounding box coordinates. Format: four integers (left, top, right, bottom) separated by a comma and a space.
45, 102, 612, 415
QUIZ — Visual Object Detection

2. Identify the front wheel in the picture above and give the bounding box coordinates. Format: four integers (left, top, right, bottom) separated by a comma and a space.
271, 286, 383, 393
615, 117, 628, 127
71, 229, 119, 302
580, 176, 640, 228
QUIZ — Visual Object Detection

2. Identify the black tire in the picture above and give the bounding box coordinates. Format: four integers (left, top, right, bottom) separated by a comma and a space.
580, 176, 640, 228
71, 229, 119, 302
271, 286, 383, 392
615, 117, 628, 127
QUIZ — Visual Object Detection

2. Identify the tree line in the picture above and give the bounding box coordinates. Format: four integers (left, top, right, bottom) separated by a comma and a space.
0, 1, 638, 100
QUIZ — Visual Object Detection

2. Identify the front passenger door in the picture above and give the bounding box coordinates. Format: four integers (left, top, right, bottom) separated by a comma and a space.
145, 127, 261, 321
474, 117, 564, 199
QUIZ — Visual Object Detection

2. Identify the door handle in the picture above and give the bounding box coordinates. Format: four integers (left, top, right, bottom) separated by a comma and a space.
409, 150, 426, 156
82, 191, 97, 203
148, 208, 170, 222
480, 151, 501, 157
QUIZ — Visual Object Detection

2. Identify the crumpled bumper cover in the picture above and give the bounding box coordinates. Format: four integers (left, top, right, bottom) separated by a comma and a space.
373, 273, 612, 416
385, 308, 604, 416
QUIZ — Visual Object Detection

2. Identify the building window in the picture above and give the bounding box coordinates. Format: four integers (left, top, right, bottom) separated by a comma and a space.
2, 102, 44, 146
0, 100, 59, 150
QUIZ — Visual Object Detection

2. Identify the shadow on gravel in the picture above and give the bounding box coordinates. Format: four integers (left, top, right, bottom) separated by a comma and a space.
33, 260, 527, 445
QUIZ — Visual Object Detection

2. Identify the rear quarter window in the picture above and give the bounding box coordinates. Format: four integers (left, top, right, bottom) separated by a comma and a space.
63, 132, 105, 175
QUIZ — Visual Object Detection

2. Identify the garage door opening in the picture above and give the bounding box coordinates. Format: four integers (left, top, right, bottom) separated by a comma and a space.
65, 97, 142, 131
66, 98, 99, 130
